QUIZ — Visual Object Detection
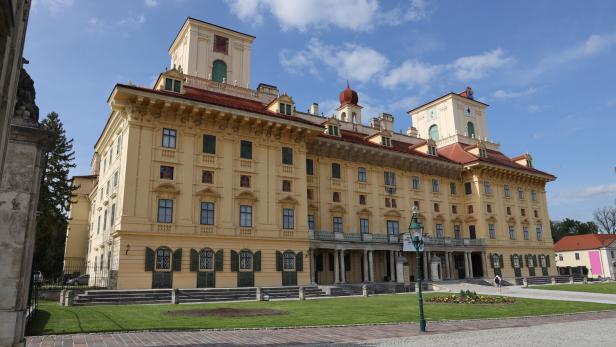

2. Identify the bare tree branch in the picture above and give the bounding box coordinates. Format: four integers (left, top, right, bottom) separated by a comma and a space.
593, 206, 616, 234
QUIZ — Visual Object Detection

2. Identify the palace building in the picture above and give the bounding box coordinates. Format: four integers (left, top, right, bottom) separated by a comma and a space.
64, 18, 557, 289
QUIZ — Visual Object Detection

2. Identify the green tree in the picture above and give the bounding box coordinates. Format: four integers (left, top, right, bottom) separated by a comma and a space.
550, 218, 598, 243
33, 112, 76, 280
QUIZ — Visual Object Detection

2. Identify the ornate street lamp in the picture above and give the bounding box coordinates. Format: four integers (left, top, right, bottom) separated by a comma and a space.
409, 205, 426, 332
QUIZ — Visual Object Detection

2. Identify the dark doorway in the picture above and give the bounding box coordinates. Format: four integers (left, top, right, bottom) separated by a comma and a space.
237, 271, 254, 287
469, 225, 477, 239
454, 254, 465, 279
197, 272, 215, 288
471, 253, 483, 278
282, 271, 298, 286
152, 272, 172, 288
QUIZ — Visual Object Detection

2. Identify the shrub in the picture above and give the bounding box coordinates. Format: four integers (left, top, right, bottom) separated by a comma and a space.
426, 292, 515, 304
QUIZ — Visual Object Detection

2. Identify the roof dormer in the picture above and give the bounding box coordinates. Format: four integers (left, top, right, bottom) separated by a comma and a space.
366, 129, 393, 148
155, 67, 185, 94
323, 117, 341, 137
412, 139, 438, 156
468, 141, 488, 158
267, 93, 295, 116
514, 153, 533, 168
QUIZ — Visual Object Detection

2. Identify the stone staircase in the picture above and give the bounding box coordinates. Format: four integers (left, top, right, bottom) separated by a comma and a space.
73, 289, 172, 306
177, 288, 257, 303
261, 286, 326, 299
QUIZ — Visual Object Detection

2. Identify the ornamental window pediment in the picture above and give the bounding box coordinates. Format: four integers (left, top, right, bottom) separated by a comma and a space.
153, 182, 180, 195
329, 204, 347, 214
196, 186, 221, 198
236, 190, 258, 201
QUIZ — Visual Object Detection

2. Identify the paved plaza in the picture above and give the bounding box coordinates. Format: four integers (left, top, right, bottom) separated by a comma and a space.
25, 310, 616, 346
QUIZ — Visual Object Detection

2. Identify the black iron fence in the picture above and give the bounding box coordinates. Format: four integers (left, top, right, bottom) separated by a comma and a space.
37, 264, 112, 290
25, 273, 39, 323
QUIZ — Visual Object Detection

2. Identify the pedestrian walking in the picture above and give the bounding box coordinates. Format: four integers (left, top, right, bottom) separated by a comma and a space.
494, 274, 502, 293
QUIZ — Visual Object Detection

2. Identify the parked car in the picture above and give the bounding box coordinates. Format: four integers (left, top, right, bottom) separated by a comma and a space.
66, 274, 89, 286
32, 271, 43, 284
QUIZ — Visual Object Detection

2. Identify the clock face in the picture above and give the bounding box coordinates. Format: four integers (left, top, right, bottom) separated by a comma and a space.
465, 106, 472, 117
427, 108, 437, 121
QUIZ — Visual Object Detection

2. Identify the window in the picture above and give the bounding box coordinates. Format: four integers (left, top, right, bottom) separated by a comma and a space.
103, 209, 108, 230
452, 205, 457, 214
282, 208, 294, 229
307, 215, 315, 231
436, 224, 443, 238
359, 194, 366, 205
358, 167, 367, 182
116, 134, 122, 155
506, 206, 511, 215
213, 35, 229, 54
164, 78, 181, 92
536, 225, 543, 241
160, 165, 174, 180
492, 254, 501, 269
282, 147, 293, 165
478, 148, 487, 158
384, 171, 396, 187
202, 170, 213, 184
282, 180, 291, 192
283, 251, 295, 270
513, 255, 520, 268
612, 251, 615, 258
106, 181, 110, 195
331, 163, 341, 178
412, 176, 420, 190
307, 189, 314, 200
467, 205, 473, 214
487, 204, 492, 213
467, 121, 476, 138
110, 203, 116, 227
306, 159, 314, 175
429, 124, 439, 140
454, 225, 461, 239
239, 205, 252, 227
432, 179, 439, 193
521, 208, 526, 217
559, 254, 564, 261
381, 136, 391, 147
428, 145, 437, 156
434, 203, 440, 212
534, 210, 539, 218
540, 255, 547, 268
527, 256, 534, 267
385, 198, 391, 207
162, 128, 176, 148
240, 175, 250, 188
212, 60, 227, 82
508, 225, 515, 240
156, 248, 171, 270
279, 103, 293, 116
333, 217, 343, 233
464, 182, 472, 195
239, 250, 252, 270
504, 185, 511, 198
199, 249, 214, 270
483, 181, 491, 194
531, 190, 537, 202
518, 187, 525, 199
387, 220, 400, 236
413, 201, 420, 209
360, 218, 369, 234
489, 224, 495, 239
333, 192, 340, 202
157, 199, 173, 223
113, 171, 119, 187
240, 140, 252, 159
523, 226, 530, 240
391, 199, 397, 208
575, 253, 580, 260
203, 134, 216, 154
97, 215, 101, 234
450, 182, 457, 195
200, 202, 215, 225
327, 125, 340, 136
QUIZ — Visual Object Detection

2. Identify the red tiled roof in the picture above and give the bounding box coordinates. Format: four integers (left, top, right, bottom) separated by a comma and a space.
437, 142, 555, 178
554, 234, 616, 252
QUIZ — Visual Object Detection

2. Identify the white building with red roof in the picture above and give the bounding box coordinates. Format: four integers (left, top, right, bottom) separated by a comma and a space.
554, 234, 616, 279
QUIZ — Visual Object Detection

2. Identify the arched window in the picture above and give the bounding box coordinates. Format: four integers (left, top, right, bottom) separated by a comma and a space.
155, 247, 172, 270
212, 60, 227, 82
283, 251, 296, 270
199, 248, 214, 270
428, 125, 439, 140
340, 112, 347, 121
467, 122, 475, 139
239, 249, 252, 270
351, 112, 357, 123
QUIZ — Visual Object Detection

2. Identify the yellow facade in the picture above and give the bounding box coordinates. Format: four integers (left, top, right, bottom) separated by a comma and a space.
64, 18, 557, 289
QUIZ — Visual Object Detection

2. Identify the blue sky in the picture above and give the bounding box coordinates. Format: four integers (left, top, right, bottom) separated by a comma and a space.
26, 0, 616, 223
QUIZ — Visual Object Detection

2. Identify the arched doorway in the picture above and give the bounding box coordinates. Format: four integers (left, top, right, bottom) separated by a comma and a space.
429, 124, 439, 140
212, 60, 227, 82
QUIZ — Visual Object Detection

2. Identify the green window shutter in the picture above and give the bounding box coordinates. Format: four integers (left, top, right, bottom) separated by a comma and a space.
173, 248, 182, 272
215, 249, 224, 271
546, 254, 551, 268
145, 247, 155, 271
231, 250, 238, 272
190, 249, 198, 272
296, 251, 303, 271
489, 253, 494, 268
499, 255, 504, 269
510, 254, 515, 268
254, 251, 262, 272
276, 251, 283, 272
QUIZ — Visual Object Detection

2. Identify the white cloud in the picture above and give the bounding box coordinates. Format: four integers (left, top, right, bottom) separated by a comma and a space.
553, 184, 616, 203
451, 48, 515, 81
117, 14, 146, 26
88, 14, 146, 32
225, 0, 430, 32
144, 0, 158, 7
389, 96, 421, 111
33, 0, 74, 13
380, 59, 444, 89
280, 38, 388, 83
492, 87, 537, 99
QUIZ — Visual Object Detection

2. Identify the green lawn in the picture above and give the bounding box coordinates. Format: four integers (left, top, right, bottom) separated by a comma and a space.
530, 282, 616, 294
27, 294, 615, 336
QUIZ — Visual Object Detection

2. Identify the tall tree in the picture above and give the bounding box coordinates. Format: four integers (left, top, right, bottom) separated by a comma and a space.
594, 205, 616, 234
550, 218, 598, 242
33, 112, 76, 280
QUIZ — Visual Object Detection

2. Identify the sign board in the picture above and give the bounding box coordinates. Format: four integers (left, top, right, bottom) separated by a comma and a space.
403, 233, 423, 252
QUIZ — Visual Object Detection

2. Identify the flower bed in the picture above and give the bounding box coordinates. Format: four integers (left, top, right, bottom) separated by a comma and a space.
426, 290, 516, 304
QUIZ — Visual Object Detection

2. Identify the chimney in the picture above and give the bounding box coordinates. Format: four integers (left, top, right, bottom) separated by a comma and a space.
370, 117, 381, 130
406, 127, 419, 137
379, 113, 394, 131
309, 103, 319, 116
